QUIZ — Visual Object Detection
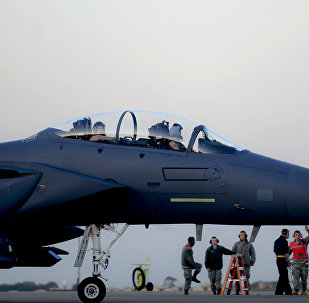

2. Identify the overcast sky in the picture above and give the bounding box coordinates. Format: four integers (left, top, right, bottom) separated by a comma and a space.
1, 0, 309, 290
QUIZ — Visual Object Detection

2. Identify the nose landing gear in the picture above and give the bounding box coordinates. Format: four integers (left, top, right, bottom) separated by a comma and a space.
74, 224, 129, 303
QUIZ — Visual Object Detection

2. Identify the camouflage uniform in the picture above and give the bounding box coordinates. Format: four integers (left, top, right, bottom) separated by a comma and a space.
182, 265, 202, 290
181, 243, 202, 291
232, 239, 256, 292
290, 231, 309, 293
292, 261, 308, 292
208, 269, 222, 293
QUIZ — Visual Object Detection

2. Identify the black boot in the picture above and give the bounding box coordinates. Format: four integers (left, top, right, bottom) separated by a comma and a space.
192, 273, 200, 283
217, 288, 221, 295
212, 289, 216, 295
184, 289, 189, 295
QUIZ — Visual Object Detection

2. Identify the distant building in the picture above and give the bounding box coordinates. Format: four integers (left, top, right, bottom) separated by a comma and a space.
62, 280, 67, 290
258, 281, 274, 289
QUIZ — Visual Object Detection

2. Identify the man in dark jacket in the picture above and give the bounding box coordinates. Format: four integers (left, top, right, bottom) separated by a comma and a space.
181, 237, 202, 295
274, 229, 292, 295
205, 236, 235, 295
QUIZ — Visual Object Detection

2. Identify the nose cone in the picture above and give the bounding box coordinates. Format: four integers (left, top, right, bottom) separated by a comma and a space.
286, 166, 309, 223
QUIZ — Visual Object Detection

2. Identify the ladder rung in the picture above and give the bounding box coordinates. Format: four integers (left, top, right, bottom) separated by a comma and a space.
231, 266, 244, 270
222, 256, 249, 296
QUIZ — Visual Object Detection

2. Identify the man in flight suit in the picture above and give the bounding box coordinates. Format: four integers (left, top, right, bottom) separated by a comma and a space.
290, 226, 309, 295
274, 229, 292, 295
181, 236, 202, 295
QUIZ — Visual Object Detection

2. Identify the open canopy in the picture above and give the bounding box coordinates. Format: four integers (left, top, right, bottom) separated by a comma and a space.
50, 110, 243, 154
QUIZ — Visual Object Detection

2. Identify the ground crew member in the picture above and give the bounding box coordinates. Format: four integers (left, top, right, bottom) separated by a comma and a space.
205, 236, 235, 295
274, 229, 292, 295
289, 225, 309, 295
181, 236, 202, 295
232, 230, 256, 295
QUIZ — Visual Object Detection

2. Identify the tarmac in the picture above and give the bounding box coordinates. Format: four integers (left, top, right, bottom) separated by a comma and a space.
0, 290, 308, 303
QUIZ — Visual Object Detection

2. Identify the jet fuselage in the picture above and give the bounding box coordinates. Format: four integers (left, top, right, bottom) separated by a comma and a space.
0, 128, 307, 227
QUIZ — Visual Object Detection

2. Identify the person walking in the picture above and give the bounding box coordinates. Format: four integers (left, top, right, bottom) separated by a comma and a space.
205, 236, 235, 295
232, 230, 256, 295
181, 236, 202, 295
274, 229, 292, 295
289, 226, 309, 295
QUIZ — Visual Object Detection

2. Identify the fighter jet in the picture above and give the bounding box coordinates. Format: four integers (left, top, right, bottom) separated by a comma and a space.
0, 110, 308, 302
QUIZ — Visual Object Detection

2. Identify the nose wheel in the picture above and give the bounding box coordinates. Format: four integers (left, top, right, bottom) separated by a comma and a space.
78, 277, 106, 303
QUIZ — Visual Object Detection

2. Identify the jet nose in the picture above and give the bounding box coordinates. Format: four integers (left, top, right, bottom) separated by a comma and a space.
286, 166, 309, 223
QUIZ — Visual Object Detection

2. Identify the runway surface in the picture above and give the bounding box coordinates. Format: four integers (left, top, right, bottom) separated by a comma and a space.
0, 290, 308, 303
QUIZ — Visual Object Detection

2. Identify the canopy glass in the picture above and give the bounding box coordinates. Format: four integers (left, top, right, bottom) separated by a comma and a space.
50, 110, 243, 154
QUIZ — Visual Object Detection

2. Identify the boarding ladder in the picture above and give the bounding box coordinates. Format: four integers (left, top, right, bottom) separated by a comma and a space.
220, 254, 249, 295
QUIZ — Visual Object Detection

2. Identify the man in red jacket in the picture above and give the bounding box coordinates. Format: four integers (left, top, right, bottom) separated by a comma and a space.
290, 225, 309, 295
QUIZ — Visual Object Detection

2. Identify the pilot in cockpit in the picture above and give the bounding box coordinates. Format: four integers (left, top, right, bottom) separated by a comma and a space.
90, 121, 114, 143
68, 117, 92, 140
170, 123, 183, 141
148, 121, 185, 151
90, 121, 106, 142
71, 117, 92, 133
93, 121, 106, 134
169, 123, 186, 151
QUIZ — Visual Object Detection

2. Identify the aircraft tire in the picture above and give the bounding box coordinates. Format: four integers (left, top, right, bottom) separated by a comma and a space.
78, 277, 106, 303
146, 282, 153, 291
132, 267, 145, 291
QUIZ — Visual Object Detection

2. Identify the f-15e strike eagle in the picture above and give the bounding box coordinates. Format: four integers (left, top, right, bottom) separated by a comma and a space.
0, 110, 308, 302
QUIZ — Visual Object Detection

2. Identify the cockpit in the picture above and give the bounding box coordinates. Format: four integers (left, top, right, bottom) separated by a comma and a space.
50, 110, 243, 154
